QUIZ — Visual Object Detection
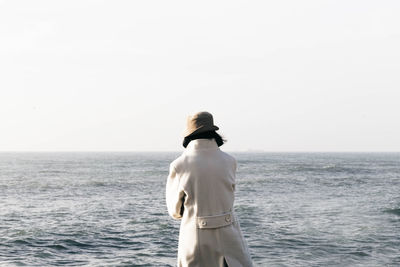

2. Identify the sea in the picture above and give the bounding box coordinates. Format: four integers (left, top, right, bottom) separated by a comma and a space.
0, 152, 399, 267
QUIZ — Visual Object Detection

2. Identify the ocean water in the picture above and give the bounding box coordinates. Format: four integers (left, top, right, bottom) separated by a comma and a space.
0, 152, 399, 267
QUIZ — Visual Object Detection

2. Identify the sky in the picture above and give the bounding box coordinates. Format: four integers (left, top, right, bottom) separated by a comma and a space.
0, 0, 399, 152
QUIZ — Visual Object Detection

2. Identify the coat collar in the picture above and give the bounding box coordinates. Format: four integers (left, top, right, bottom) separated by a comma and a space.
186, 139, 219, 151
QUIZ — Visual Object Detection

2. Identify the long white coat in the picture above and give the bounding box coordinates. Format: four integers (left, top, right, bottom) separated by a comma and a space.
166, 139, 253, 267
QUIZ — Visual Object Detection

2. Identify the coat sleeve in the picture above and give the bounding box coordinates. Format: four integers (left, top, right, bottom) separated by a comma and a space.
232, 157, 237, 192
166, 163, 185, 220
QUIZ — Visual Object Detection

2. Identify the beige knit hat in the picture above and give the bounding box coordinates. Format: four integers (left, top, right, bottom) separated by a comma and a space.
183, 111, 219, 137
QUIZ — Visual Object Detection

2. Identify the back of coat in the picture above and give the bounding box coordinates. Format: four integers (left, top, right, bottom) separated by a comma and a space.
166, 139, 253, 267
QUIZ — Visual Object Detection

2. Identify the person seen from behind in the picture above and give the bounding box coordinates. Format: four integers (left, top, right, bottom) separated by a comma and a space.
166, 111, 253, 267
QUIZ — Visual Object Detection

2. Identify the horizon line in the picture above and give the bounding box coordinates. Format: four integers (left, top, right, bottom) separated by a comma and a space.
0, 150, 399, 153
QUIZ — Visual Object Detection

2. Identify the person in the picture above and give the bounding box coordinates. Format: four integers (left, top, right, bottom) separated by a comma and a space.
166, 111, 253, 267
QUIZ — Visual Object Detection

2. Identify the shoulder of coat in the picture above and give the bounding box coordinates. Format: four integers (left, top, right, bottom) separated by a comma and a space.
219, 151, 237, 169
219, 150, 236, 161
170, 154, 186, 173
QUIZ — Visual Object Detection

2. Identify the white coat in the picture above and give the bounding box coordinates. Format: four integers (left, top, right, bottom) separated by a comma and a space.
166, 139, 253, 267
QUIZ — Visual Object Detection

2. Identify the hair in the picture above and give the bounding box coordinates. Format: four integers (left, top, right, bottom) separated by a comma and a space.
183, 131, 225, 148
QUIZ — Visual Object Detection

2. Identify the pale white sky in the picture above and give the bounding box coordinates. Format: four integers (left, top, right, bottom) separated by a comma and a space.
0, 0, 399, 151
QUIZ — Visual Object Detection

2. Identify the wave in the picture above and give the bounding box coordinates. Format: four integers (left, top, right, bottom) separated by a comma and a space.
383, 208, 400, 216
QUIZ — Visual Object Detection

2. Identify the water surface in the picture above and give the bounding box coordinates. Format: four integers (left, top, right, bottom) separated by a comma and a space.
0, 152, 399, 266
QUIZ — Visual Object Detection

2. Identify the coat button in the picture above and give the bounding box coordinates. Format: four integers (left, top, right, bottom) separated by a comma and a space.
201, 221, 207, 226
225, 215, 231, 222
